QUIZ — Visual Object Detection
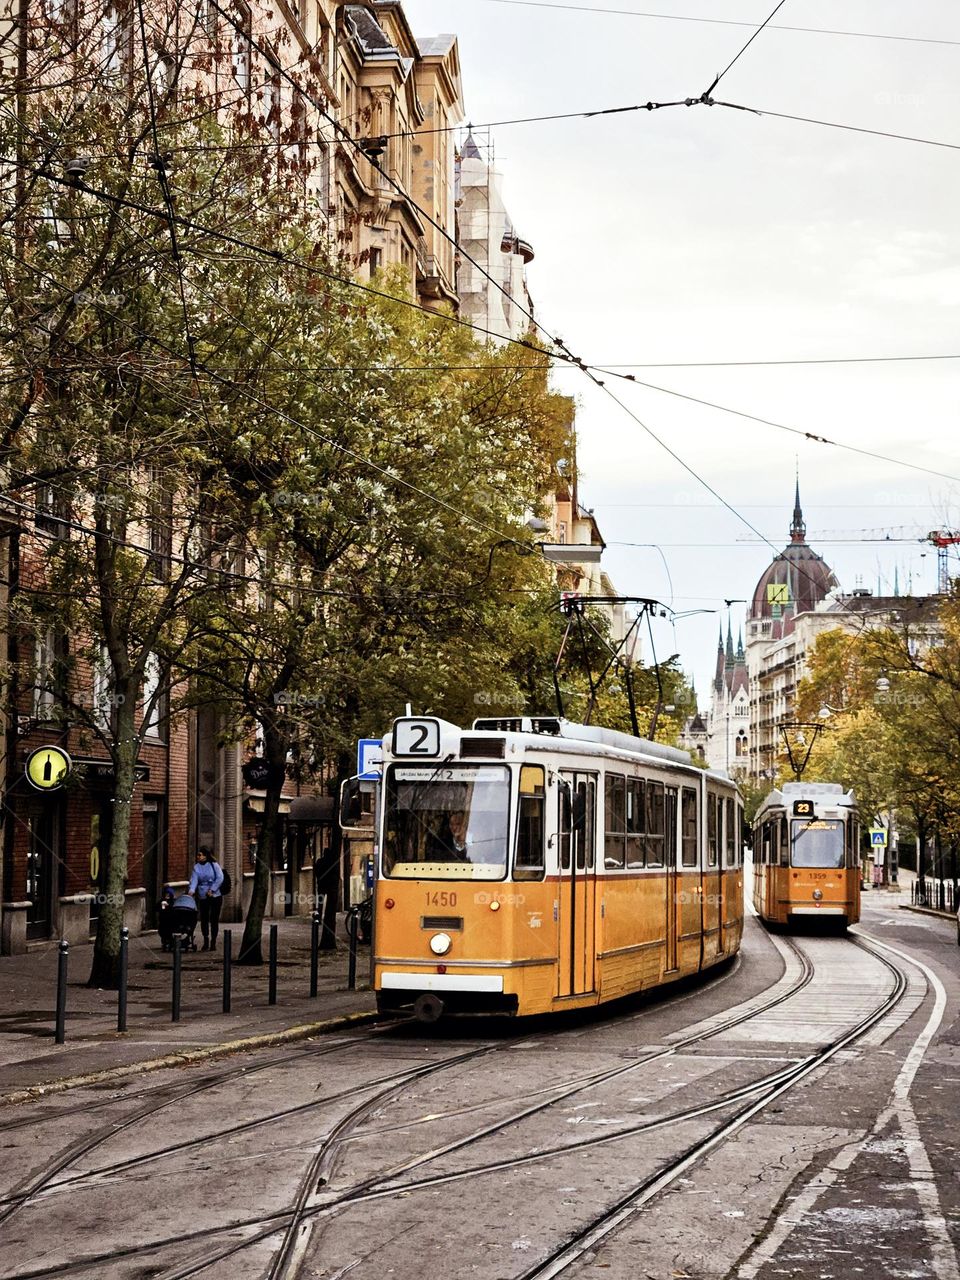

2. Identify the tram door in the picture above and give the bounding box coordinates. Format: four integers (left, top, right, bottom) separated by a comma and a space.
665, 788, 678, 972
557, 772, 597, 998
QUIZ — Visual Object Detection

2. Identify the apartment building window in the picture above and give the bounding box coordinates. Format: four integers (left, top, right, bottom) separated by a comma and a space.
268, 73, 282, 140
141, 653, 165, 740
146, 465, 172, 580
102, 3, 122, 73
32, 628, 61, 721
231, 3, 251, 96
92, 645, 113, 733
197, 0, 217, 38
368, 247, 382, 277
34, 482, 69, 536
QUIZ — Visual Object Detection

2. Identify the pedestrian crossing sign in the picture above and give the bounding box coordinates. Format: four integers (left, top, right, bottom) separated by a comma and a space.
870, 828, 887, 847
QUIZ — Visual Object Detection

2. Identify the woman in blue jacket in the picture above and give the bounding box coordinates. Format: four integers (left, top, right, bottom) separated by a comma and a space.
188, 846, 224, 950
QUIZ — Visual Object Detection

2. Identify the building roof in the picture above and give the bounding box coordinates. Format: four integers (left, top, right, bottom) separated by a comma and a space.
749, 482, 838, 625
417, 34, 456, 56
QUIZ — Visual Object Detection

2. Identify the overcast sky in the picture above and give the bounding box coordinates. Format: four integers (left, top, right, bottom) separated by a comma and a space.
405, 0, 960, 702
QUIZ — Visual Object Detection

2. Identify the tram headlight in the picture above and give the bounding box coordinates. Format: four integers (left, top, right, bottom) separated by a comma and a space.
813, 888, 823, 901
429, 932, 452, 956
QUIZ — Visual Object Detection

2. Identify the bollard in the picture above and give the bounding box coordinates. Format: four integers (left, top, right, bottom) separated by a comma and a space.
268, 924, 278, 1006
347, 908, 358, 991
309, 910, 319, 998
172, 937, 182, 1022
54, 939, 69, 1044
117, 927, 129, 1033
222, 929, 232, 1014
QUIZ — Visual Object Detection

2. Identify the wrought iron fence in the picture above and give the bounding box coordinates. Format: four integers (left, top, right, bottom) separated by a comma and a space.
911, 878, 957, 914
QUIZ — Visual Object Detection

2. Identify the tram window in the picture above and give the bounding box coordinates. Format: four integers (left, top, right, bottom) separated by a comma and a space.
515, 766, 545, 881
604, 774, 626, 870
645, 781, 665, 866
779, 816, 789, 866
559, 782, 572, 871
761, 824, 772, 865
792, 818, 844, 868
681, 788, 698, 867
626, 778, 644, 867
725, 797, 736, 866
707, 794, 718, 867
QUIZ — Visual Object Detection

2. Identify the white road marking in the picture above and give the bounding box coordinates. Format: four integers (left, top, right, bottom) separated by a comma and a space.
737, 936, 958, 1280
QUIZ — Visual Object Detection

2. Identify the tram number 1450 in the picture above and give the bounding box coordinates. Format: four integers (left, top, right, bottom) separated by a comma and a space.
426, 891, 458, 908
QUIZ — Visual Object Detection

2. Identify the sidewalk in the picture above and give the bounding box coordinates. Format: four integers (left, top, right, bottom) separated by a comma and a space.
0, 916, 377, 1105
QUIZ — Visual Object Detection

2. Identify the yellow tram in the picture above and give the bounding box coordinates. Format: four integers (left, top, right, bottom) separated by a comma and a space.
752, 782, 860, 929
362, 715, 744, 1021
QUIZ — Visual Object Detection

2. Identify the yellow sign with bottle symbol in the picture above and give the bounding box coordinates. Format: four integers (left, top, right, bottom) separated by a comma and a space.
24, 746, 72, 791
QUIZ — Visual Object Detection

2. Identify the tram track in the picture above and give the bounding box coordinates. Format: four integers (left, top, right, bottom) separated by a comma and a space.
142, 938, 824, 1280
0, 1019, 428, 1226
0, 933, 857, 1280
512, 934, 911, 1279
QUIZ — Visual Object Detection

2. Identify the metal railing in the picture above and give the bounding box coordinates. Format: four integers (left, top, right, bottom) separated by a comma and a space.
911, 878, 957, 914
49, 901, 369, 1042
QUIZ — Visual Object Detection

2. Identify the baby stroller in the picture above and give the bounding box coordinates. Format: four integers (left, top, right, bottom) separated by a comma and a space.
158, 890, 199, 952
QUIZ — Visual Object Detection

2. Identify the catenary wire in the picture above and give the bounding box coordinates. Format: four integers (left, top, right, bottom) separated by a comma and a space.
713, 98, 960, 153
0, 240, 533, 551
460, 0, 960, 48
11, 15, 949, 611
597, 372, 960, 485
13, 160, 957, 511
703, 0, 792, 97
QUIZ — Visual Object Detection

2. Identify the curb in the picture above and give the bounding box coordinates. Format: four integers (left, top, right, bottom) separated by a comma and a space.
899, 902, 956, 923
0, 1008, 381, 1111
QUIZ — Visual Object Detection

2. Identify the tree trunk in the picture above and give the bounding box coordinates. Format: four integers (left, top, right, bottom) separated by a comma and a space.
238, 724, 287, 964
88, 695, 137, 988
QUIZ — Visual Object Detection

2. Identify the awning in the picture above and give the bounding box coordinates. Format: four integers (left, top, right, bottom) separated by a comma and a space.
288, 795, 335, 824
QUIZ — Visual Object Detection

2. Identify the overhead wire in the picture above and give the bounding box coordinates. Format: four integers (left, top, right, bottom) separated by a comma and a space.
0, 238, 533, 550
711, 98, 960, 154
597, 372, 960, 485
460, 0, 960, 49
12, 1, 955, 619
703, 0, 792, 96
11, 156, 957, 513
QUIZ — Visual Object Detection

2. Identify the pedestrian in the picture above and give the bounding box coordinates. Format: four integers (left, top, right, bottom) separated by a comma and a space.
188, 845, 224, 950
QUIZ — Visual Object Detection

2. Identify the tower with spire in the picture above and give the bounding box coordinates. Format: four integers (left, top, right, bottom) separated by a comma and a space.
705, 616, 750, 775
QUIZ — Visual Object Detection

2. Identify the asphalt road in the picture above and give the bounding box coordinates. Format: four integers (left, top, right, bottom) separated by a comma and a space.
0, 891, 956, 1280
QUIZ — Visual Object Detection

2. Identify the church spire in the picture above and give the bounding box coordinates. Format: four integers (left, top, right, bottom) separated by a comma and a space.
790, 476, 806, 544
724, 621, 735, 669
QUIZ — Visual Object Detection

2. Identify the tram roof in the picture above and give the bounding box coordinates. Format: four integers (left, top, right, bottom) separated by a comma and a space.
469, 716, 735, 780
756, 781, 856, 813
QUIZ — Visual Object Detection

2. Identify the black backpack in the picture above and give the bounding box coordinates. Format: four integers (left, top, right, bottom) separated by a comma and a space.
220, 868, 232, 896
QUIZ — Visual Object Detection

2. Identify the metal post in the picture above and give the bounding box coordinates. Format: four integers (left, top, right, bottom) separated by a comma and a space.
268, 924, 278, 1005
54, 939, 68, 1044
172, 937, 182, 1022
117, 927, 129, 1032
222, 929, 232, 1014
309, 910, 319, 998
347, 908, 358, 991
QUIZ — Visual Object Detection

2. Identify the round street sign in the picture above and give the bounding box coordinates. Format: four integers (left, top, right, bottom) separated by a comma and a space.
25, 746, 72, 791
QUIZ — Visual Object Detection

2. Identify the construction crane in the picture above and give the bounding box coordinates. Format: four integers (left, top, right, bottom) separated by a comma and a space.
927, 530, 960, 592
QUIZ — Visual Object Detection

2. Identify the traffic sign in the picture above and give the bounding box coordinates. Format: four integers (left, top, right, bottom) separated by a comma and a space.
357, 738, 383, 780
25, 746, 71, 791
870, 828, 887, 847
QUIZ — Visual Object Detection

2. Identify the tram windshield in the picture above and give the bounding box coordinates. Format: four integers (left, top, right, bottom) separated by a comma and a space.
791, 818, 844, 868
383, 765, 510, 879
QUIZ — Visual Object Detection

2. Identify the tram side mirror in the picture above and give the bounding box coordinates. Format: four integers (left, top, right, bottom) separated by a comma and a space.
339, 777, 363, 827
